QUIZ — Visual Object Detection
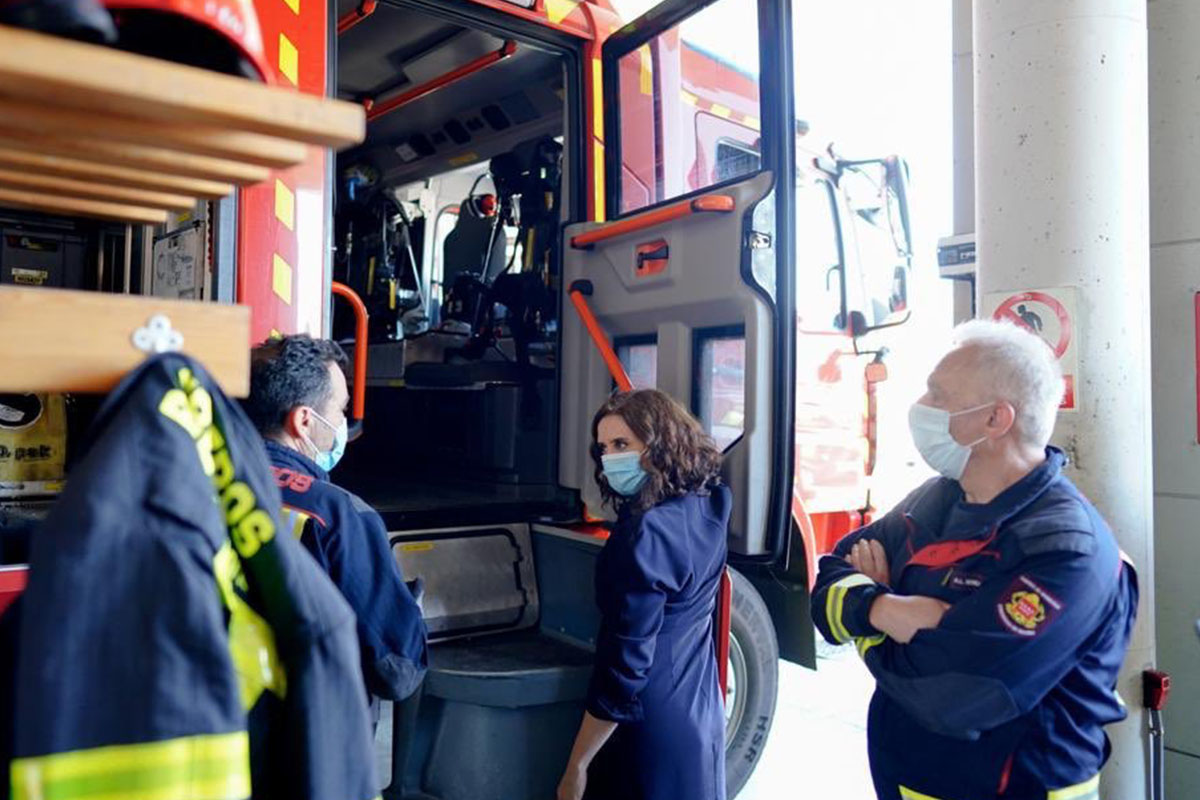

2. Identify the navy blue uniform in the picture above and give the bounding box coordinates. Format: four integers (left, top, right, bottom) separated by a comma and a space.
265, 441, 427, 707
584, 488, 730, 800
10, 355, 377, 800
812, 449, 1138, 800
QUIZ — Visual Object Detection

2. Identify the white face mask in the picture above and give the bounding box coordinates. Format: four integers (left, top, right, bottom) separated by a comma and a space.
908, 402, 993, 481
301, 408, 348, 472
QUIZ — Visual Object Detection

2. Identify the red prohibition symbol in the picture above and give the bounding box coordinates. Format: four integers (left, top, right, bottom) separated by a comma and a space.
993, 291, 1072, 359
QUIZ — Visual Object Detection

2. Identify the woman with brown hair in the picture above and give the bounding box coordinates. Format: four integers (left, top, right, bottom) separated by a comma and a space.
556, 389, 730, 800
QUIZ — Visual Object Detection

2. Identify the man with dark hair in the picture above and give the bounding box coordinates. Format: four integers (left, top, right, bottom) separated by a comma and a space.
244, 334, 427, 798
244, 335, 352, 450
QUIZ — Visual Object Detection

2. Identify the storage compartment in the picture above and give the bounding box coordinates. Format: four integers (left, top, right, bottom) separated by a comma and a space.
0, 227, 86, 288
392, 525, 540, 639
379, 525, 605, 800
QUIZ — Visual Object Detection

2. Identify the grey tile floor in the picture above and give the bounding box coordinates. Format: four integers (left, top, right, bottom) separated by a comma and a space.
737, 643, 876, 800
372, 640, 879, 800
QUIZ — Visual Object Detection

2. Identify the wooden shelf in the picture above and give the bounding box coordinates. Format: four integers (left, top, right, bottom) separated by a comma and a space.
0, 286, 251, 397
0, 186, 168, 224
0, 25, 358, 396
0, 99, 309, 169
0, 148, 234, 199
0, 168, 194, 211
0, 24, 366, 223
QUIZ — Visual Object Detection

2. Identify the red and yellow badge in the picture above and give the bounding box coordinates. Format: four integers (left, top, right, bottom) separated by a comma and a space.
1005, 591, 1046, 629
997, 575, 1063, 637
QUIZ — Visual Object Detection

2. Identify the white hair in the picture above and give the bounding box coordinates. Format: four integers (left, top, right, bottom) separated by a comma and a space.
950, 319, 1065, 448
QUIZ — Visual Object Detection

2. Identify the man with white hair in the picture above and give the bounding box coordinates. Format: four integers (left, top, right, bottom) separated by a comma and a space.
812, 320, 1138, 800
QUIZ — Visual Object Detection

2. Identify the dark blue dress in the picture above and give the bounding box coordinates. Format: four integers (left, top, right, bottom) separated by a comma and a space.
584, 487, 730, 800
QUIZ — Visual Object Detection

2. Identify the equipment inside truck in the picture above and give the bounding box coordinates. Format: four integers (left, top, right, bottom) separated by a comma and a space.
329, 5, 607, 799
331, 1, 577, 532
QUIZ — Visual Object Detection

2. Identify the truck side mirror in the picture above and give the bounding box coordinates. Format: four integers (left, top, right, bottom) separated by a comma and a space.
890, 266, 908, 313
848, 310, 869, 337
885, 157, 913, 258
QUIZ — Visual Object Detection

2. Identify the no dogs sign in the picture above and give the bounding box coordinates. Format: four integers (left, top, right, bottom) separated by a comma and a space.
982, 287, 1079, 411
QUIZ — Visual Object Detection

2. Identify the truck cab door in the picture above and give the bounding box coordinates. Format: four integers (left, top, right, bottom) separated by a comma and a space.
560, 0, 797, 565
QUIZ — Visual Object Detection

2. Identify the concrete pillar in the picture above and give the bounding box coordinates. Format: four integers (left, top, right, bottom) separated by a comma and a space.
973, 2, 1153, 798
950, 0, 975, 324
1149, 2, 1200, 795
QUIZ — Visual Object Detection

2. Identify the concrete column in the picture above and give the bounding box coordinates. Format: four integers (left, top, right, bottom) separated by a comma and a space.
1148, 2, 1200, 795
974, 2, 1152, 798
950, 0, 975, 324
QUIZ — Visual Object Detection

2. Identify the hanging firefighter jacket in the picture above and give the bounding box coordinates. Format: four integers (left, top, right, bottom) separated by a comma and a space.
8, 353, 378, 800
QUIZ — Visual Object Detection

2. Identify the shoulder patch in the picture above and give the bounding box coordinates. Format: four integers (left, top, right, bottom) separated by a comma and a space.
997, 574, 1063, 636
270, 466, 314, 494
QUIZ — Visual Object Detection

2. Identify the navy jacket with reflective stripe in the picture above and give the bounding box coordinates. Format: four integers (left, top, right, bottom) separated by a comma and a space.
812, 449, 1138, 799
265, 440, 427, 703
11, 354, 378, 800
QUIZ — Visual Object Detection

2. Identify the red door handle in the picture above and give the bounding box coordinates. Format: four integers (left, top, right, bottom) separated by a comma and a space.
331, 281, 368, 441
635, 239, 669, 276
570, 194, 735, 249
568, 280, 632, 392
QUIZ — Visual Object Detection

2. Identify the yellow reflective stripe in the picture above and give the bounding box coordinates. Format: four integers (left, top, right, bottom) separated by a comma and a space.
826, 573, 875, 643
214, 542, 287, 709
638, 45, 653, 95
11, 731, 250, 800
824, 583, 846, 643
280, 508, 310, 540
1048, 775, 1100, 800
591, 59, 603, 140
593, 141, 605, 222
856, 633, 886, 659
18, 774, 249, 800
899, 787, 946, 800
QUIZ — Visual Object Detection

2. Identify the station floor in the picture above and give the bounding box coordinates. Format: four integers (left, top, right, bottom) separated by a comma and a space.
738, 642, 876, 800
372, 641, 879, 800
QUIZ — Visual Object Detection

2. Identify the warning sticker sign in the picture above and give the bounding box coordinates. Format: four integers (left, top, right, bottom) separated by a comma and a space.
982, 287, 1079, 411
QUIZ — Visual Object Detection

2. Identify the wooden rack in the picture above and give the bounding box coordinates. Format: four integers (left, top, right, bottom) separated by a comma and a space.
0, 25, 364, 224
0, 286, 253, 396
0, 24, 368, 395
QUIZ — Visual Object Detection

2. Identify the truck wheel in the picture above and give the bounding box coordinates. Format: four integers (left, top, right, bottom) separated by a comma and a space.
724, 569, 779, 798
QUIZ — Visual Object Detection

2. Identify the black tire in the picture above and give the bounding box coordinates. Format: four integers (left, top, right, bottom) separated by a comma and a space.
724, 569, 779, 798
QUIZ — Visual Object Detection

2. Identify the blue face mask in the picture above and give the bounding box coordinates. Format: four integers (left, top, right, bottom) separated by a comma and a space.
304, 409, 348, 472
601, 451, 649, 497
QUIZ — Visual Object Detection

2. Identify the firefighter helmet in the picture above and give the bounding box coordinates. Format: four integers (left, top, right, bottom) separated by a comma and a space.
104, 0, 272, 82
0, 0, 271, 80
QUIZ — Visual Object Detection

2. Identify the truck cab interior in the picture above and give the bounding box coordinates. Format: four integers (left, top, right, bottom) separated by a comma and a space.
330, 0, 581, 532
329, 6, 606, 799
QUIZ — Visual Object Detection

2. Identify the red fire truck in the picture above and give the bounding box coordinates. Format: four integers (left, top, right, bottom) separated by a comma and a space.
0, 0, 913, 796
